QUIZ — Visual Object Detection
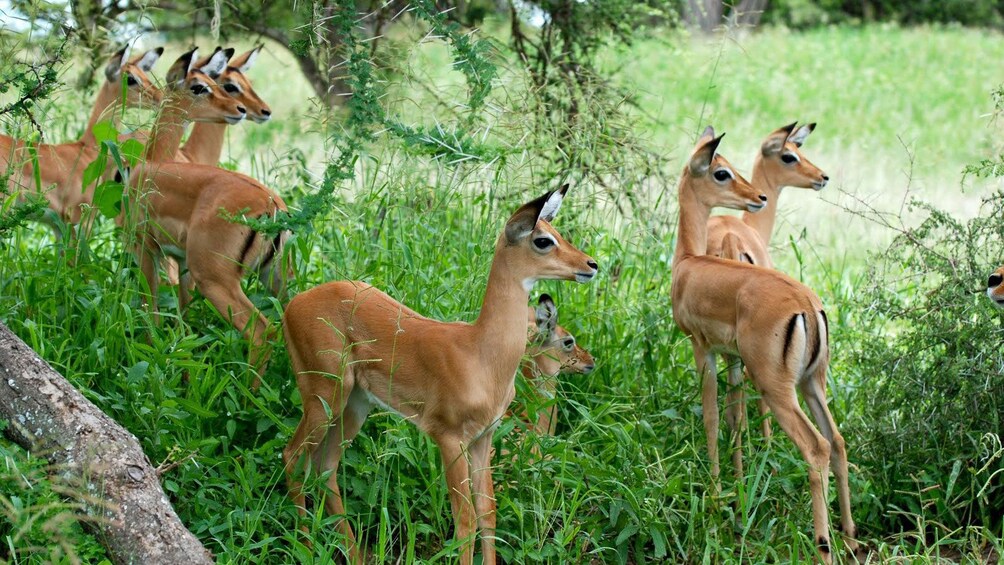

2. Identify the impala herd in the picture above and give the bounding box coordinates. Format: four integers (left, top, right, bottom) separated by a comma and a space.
1, 42, 999, 564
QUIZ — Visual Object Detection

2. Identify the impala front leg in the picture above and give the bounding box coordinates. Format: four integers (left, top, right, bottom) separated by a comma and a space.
724, 356, 746, 479
436, 435, 476, 565
470, 433, 497, 565
137, 234, 161, 326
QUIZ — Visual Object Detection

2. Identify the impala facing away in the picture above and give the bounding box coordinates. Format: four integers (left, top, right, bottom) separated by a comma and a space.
123, 48, 288, 385
705, 122, 828, 456
670, 127, 857, 562
282, 186, 598, 565
522, 293, 595, 438
988, 267, 1004, 307
1, 43, 163, 238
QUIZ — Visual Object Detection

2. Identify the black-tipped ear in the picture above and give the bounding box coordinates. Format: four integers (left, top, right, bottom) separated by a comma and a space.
105, 43, 131, 82
689, 133, 724, 176
787, 122, 816, 147
534, 294, 558, 337
762, 122, 796, 156
167, 48, 198, 87
505, 186, 566, 244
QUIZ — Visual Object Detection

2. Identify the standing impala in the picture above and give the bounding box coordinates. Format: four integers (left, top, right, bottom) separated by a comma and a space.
705, 122, 828, 455
987, 267, 1004, 307
282, 186, 598, 565
522, 293, 595, 438
123, 48, 288, 385
671, 127, 856, 562
1, 43, 163, 237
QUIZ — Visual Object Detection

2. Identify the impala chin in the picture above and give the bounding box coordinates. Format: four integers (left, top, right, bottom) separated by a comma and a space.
575, 271, 597, 283
812, 180, 828, 191
987, 288, 1004, 308
224, 114, 245, 124
251, 114, 271, 124
746, 202, 766, 213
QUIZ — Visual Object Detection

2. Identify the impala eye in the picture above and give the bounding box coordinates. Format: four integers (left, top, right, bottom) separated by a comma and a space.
562, 337, 575, 351
190, 84, 209, 95
989, 274, 1003, 288
781, 153, 799, 164
713, 169, 732, 182
533, 237, 554, 250
126, 75, 138, 86
223, 83, 240, 94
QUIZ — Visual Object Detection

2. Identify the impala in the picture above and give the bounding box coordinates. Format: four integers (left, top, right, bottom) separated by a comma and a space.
705, 122, 828, 458
281, 186, 598, 564
671, 127, 856, 562
522, 293, 595, 438
1, 43, 163, 238
123, 47, 288, 385
988, 267, 1004, 307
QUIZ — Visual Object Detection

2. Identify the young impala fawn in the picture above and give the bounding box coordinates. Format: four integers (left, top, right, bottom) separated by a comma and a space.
705, 122, 828, 458
671, 127, 856, 562
522, 293, 595, 438
123, 48, 288, 385
987, 267, 1004, 307
282, 186, 598, 565
1, 43, 163, 238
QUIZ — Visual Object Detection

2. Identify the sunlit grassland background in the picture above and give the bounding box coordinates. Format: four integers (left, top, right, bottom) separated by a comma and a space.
1, 20, 1002, 563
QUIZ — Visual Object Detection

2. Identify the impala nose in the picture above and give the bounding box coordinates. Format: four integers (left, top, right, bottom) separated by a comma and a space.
261, 108, 271, 117
758, 194, 768, 202
582, 363, 595, 374
822, 175, 830, 182
587, 259, 598, 270
237, 105, 246, 114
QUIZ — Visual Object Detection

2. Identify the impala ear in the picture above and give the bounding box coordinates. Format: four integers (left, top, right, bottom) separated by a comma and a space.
762, 122, 797, 156
167, 47, 199, 87
132, 47, 164, 72
787, 122, 816, 147
505, 184, 568, 244
105, 41, 134, 82
198, 46, 232, 78
230, 44, 262, 73
689, 129, 724, 176
535, 294, 558, 338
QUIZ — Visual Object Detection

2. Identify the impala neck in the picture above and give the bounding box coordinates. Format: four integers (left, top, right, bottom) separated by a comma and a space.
473, 238, 534, 369
741, 156, 781, 245
182, 123, 226, 165
673, 174, 713, 264
79, 83, 122, 146
145, 100, 190, 162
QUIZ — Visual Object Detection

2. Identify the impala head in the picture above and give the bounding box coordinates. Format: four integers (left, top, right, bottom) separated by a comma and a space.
503, 184, 599, 290
987, 266, 1004, 308
686, 126, 765, 213
103, 42, 164, 106
527, 294, 595, 376
195, 45, 272, 123
760, 122, 829, 191
164, 47, 246, 124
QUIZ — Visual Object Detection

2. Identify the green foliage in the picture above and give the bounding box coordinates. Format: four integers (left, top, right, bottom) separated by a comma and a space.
764, 0, 1004, 27
846, 193, 1004, 534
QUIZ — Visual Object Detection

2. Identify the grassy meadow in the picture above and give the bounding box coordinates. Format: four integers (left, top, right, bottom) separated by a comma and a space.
1, 22, 1002, 563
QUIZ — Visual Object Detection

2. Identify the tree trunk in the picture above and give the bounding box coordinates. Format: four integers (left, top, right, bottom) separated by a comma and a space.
0, 322, 212, 565
684, 0, 723, 32
732, 0, 767, 28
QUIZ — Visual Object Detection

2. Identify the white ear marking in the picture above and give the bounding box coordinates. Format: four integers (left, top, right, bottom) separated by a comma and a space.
200, 49, 229, 76
538, 190, 564, 222
119, 38, 136, 70
136, 48, 162, 72
239, 47, 261, 73
788, 125, 813, 147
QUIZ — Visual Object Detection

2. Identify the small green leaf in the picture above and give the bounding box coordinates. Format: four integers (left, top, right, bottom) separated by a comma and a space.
92, 120, 119, 144
120, 138, 145, 165
93, 180, 124, 218
81, 146, 108, 189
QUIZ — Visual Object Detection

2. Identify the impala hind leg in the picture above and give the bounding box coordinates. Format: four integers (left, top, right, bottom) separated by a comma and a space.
693, 343, 721, 487
195, 276, 273, 388
800, 366, 858, 554
724, 355, 746, 479
757, 379, 834, 563
316, 386, 371, 564
435, 434, 477, 565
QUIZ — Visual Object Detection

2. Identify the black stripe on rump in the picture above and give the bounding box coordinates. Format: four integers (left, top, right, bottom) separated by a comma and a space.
237, 229, 257, 268
820, 310, 829, 345
782, 313, 801, 361
259, 231, 282, 271
740, 252, 755, 265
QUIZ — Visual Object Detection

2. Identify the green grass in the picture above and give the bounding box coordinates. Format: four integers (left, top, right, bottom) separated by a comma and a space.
1, 22, 1002, 563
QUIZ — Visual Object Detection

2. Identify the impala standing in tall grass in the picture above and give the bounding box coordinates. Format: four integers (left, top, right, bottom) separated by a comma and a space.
987, 267, 1004, 307
123, 47, 288, 385
282, 186, 598, 565
1, 43, 163, 238
522, 293, 595, 438
704, 122, 829, 471
671, 127, 856, 562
